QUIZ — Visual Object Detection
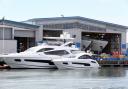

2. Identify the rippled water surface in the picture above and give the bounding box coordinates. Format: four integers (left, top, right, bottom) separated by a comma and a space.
0, 67, 128, 89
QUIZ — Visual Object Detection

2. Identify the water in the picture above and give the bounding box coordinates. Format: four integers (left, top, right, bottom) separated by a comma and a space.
0, 67, 128, 89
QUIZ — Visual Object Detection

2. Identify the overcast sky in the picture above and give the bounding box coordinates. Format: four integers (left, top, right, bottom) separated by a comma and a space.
0, 0, 128, 26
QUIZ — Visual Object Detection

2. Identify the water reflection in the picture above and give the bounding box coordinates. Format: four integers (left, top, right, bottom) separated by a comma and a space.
0, 67, 128, 89
98, 67, 126, 77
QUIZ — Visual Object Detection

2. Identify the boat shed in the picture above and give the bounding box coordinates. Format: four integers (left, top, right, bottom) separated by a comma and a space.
0, 16, 128, 54
0, 19, 41, 54
25, 16, 128, 54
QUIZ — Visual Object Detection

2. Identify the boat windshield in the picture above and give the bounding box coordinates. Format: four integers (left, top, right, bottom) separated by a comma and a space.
78, 55, 92, 59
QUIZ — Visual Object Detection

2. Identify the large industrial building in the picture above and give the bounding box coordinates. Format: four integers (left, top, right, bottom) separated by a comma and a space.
0, 16, 128, 54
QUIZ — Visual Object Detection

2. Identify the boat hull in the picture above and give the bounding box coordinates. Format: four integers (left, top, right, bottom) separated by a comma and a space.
3, 56, 58, 69
53, 59, 100, 69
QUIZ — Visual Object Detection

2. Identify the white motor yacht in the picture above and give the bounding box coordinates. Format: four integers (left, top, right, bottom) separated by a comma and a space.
1, 42, 79, 68
52, 52, 100, 69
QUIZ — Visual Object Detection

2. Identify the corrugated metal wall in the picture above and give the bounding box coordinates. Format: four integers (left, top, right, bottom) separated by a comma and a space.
0, 27, 12, 40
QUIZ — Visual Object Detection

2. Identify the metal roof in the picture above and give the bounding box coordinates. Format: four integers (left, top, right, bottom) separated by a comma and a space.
27, 16, 128, 29
0, 19, 39, 29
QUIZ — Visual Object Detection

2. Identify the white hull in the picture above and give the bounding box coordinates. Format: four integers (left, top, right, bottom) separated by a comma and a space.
53, 59, 100, 69
3, 55, 60, 69
82, 40, 92, 49
5, 62, 56, 69
91, 40, 108, 51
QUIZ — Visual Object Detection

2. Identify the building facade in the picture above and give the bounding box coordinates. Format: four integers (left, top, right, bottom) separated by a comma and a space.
0, 16, 127, 54
0, 20, 40, 54
26, 16, 128, 54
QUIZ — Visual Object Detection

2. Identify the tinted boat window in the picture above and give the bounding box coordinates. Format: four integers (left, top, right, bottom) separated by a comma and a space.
78, 55, 92, 59
14, 59, 21, 62
37, 48, 54, 52
45, 50, 69, 56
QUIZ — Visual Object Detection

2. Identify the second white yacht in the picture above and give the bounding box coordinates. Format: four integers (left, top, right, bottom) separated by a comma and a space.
52, 52, 100, 69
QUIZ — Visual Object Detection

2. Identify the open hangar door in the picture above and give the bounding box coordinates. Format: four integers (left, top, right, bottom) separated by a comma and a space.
82, 32, 121, 54
14, 37, 35, 52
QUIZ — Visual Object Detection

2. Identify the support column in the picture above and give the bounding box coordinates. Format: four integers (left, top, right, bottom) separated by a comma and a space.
35, 25, 43, 45
12, 27, 15, 40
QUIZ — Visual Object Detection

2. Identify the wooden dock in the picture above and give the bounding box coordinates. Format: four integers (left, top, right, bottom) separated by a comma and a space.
97, 60, 128, 67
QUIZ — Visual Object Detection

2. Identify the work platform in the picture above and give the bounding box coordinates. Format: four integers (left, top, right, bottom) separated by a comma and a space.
97, 60, 128, 67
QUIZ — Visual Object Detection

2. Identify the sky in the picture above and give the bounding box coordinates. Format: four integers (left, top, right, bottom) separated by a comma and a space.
0, 0, 128, 26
